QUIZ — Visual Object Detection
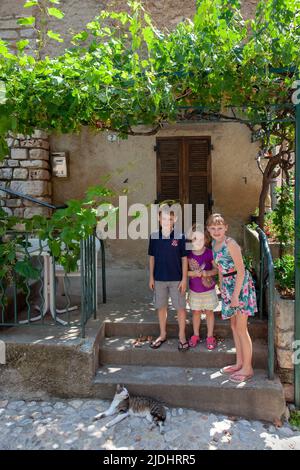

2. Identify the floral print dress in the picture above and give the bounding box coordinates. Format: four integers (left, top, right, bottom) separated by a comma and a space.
212, 238, 257, 320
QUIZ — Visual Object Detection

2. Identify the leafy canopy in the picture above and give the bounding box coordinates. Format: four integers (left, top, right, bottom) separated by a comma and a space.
0, 0, 299, 158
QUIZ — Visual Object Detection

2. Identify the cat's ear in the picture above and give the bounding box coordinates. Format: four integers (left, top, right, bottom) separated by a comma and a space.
116, 384, 124, 393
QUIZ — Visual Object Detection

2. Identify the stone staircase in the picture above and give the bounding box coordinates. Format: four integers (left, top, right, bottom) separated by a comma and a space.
93, 310, 286, 422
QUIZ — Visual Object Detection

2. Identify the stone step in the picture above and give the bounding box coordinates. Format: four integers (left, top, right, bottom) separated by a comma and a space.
103, 316, 268, 340
99, 337, 268, 369
93, 365, 286, 422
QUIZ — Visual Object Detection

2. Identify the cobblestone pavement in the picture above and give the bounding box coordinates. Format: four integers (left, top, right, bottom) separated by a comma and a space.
0, 399, 299, 450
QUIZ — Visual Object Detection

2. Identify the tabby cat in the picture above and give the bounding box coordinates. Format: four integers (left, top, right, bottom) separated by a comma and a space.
93, 384, 166, 433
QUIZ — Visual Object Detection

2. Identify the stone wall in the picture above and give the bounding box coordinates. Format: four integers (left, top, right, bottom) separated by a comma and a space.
0, 1, 36, 53
0, 131, 52, 218
0, 1, 260, 56
275, 291, 295, 403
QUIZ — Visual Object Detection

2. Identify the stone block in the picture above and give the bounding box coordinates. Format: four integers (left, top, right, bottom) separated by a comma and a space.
20, 139, 49, 150
13, 208, 24, 217
20, 29, 36, 39
278, 368, 294, 384
6, 137, 14, 148
277, 348, 293, 370
24, 207, 51, 218
275, 291, 294, 331
0, 30, 18, 39
29, 169, 50, 180
276, 330, 294, 350
29, 149, 49, 160
0, 159, 8, 167
6, 138, 19, 148
3, 207, 12, 216
32, 130, 49, 140
10, 180, 49, 197
0, 168, 13, 179
7, 159, 19, 167
13, 168, 28, 180
11, 148, 27, 160
20, 160, 49, 169
0, 19, 20, 29
283, 384, 294, 403
6, 199, 22, 208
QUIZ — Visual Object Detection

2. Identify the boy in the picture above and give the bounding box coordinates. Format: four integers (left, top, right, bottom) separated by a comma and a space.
148, 204, 189, 351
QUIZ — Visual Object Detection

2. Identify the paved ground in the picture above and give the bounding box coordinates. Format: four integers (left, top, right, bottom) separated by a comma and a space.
0, 398, 299, 450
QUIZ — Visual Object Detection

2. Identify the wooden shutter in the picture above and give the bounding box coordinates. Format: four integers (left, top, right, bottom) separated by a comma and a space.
156, 137, 211, 221
156, 139, 182, 203
186, 138, 210, 221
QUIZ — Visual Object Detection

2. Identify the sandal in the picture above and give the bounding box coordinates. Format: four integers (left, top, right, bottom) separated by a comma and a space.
188, 335, 200, 348
229, 373, 254, 383
220, 365, 243, 374
206, 336, 217, 350
150, 337, 167, 349
178, 340, 189, 352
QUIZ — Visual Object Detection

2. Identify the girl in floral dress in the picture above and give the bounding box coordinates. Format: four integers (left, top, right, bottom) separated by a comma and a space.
207, 214, 257, 383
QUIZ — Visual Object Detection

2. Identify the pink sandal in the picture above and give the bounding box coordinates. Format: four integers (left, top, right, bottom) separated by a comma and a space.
188, 335, 200, 348
206, 336, 217, 350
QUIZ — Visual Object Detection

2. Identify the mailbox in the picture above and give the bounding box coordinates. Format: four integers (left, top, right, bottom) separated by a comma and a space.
51, 152, 68, 177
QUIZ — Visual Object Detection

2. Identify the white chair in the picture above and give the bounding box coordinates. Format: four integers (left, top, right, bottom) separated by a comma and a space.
18, 237, 100, 323
54, 238, 100, 313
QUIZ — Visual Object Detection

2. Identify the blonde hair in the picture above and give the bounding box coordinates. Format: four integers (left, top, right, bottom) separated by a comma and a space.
206, 213, 228, 227
187, 223, 211, 247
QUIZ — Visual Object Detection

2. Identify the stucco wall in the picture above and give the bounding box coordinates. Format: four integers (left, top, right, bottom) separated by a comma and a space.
50, 123, 261, 266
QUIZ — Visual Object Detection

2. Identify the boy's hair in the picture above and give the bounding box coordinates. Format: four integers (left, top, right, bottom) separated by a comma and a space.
158, 201, 180, 218
206, 213, 228, 227
187, 223, 211, 247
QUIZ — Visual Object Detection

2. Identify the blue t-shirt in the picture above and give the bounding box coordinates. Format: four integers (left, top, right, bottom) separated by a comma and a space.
148, 230, 187, 281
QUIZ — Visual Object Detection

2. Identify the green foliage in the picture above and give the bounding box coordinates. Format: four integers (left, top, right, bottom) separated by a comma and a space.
289, 410, 300, 429
0, 0, 299, 158
263, 211, 277, 239
248, 184, 294, 246
243, 253, 255, 273
246, 221, 258, 231
0, 182, 116, 285
272, 184, 294, 246
274, 254, 295, 294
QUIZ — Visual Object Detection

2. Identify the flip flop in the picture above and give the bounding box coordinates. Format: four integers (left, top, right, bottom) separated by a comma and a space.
220, 365, 243, 374
229, 373, 254, 383
178, 340, 189, 352
150, 338, 167, 349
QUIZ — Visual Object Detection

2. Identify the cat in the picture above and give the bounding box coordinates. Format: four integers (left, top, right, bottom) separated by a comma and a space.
93, 384, 166, 434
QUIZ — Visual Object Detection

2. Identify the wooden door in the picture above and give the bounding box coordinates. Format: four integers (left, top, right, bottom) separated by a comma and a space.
156, 137, 212, 222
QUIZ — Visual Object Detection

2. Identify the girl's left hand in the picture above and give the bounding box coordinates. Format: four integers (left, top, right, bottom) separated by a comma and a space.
230, 295, 240, 308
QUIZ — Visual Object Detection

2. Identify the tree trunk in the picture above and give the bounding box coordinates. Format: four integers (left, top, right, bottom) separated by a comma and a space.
258, 176, 270, 228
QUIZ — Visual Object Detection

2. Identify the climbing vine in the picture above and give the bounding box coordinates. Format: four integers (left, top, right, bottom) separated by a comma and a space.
0, 0, 299, 154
